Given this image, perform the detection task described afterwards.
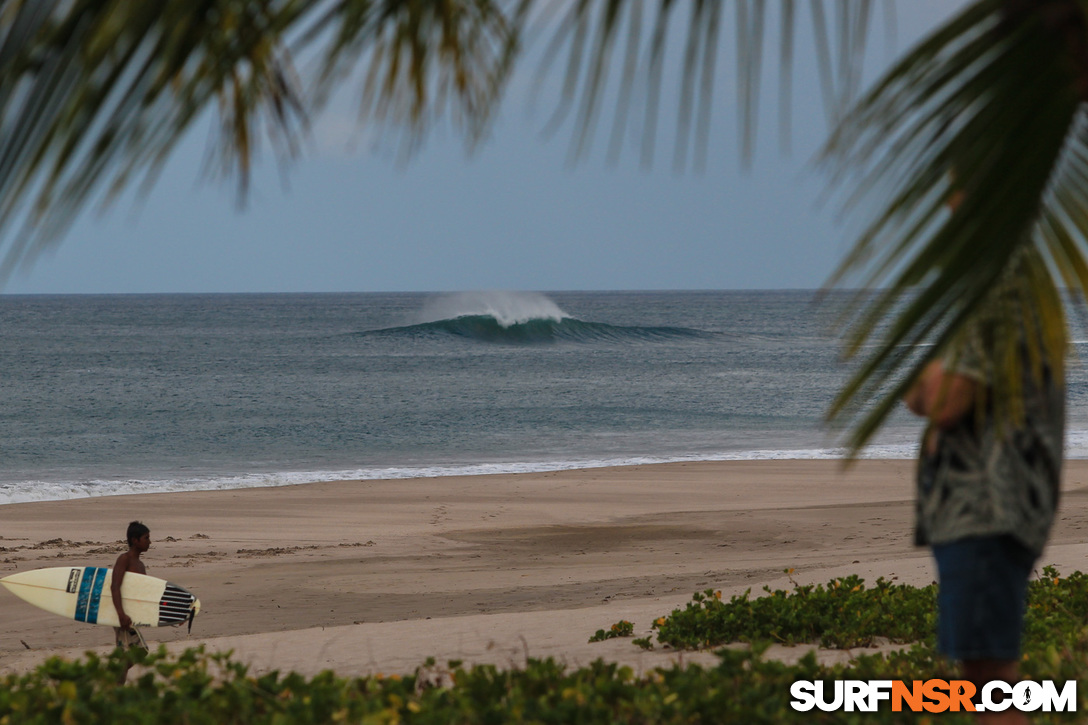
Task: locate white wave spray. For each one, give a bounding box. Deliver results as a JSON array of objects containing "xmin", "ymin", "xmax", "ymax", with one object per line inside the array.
[{"xmin": 417, "ymin": 291, "xmax": 570, "ymax": 328}]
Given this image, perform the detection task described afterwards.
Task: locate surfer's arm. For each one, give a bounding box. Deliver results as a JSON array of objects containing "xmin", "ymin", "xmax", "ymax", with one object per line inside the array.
[
  {"xmin": 904, "ymin": 360, "xmax": 979, "ymax": 456},
  {"xmin": 111, "ymin": 554, "xmax": 132, "ymax": 629},
  {"xmin": 904, "ymin": 360, "xmax": 977, "ymax": 429}
]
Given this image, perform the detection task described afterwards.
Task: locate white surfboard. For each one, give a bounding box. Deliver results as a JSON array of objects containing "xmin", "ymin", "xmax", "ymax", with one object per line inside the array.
[{"xmin": 1, "ymin": 566, "xmax": 200, "ymax": 629}]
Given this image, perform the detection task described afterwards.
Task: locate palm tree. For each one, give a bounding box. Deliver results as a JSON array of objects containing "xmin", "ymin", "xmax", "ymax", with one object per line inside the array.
[{"xmin": 0, "ymin": 0, "xmax": 1081, "ymax": 448}]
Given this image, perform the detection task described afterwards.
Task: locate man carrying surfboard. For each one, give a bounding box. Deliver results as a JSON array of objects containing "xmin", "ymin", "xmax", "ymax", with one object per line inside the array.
[
  {"xmin": 0, "ymin": 523, "xmax": 199, "ymax": 685},
  {"xmin": 112, "ymin": 521, "xmax": 151, "ymax": 663}
]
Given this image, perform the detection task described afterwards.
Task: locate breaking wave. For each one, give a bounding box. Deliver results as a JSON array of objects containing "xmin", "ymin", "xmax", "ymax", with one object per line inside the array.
[
  {"xmin": 373, "ymin": 316, "xmax": 710, "ymax": 344},
  {"xmin": 364, "ymin": 291, "xmax": 711, "ymax": 344}
]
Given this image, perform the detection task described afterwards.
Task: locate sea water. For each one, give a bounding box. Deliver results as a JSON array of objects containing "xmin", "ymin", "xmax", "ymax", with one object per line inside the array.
[{"xmin": 1, "ymin": 290, "xmax": 1085, "ymax": 503}]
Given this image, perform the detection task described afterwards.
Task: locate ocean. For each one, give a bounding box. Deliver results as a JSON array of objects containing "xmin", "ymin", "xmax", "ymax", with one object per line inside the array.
[{"xmin": 1, "ymin": 290, "xmax": 1085, "ymax": 504}]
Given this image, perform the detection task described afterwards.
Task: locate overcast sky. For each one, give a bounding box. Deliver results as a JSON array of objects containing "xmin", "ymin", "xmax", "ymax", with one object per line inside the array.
[{"xmin": 4, "ymin": 1, "xmax": 968, "ymax": 295}]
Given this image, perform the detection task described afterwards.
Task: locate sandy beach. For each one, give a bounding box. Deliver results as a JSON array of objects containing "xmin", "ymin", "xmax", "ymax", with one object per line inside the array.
[{"xmin": 4, "ymin": 459, "xmax": 1088, "ymax": 678}]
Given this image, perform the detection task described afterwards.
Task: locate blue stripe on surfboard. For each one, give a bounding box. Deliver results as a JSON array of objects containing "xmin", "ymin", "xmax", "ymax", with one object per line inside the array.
[
  {"xmin": 75, "ymin": 567, "xmax": 107, "ymax": 623},
  {"xmin": 85, "ymin": 567, "xmax": 107, "ymax": 624},
  {"xmin": 74, "ymin": 567, "xmax": 94, "ymax": 622}
]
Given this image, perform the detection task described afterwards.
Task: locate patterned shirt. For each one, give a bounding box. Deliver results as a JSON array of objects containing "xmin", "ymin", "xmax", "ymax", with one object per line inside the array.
[{"xmin": 915, "ymin": 336, "xmax": 1064, "ymax": 556}]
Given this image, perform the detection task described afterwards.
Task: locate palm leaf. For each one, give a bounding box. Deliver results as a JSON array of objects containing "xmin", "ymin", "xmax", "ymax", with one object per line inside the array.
[
  {"xmin": 0, "ymin": 0, "xmax": 892, "ymax": 287},
  {"xmin": 0, "ymin": 0, "xmax": 517, "ymax": 281},
  {"xmin": 823, "ymin": 0, "xmax": 1085, "ymax": 452},
  {"xmin": 526, "ymin": 0, "xmax": 880, "ymax": 169},
  {"xmin": 302, "ymin": 0, "xmax": 520, "ymax": 157},
  {"xmin": 0, "ymin": 1, "xmax": 312, "ymax": 277}
]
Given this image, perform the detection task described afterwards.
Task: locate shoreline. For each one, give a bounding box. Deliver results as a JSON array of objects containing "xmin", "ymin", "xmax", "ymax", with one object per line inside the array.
[
  {"xmin": 4, "ymin": 459, "xmax": 1088, "ymax": 677},
  {"xmin": 0, "ymin": 449, "xmax": 926, "ymax": 506}
]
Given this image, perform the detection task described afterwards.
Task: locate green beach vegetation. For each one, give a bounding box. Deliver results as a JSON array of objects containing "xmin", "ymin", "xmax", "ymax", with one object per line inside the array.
[{"xmin": 4, "ymin": 566, "xmax": 1087, "ymax": 724}]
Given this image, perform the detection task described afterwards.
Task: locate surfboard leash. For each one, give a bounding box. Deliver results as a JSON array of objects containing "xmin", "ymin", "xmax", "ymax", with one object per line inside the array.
[{"xmin": 133, "ymin": 626, "xmax": 149, "ymax": 652}]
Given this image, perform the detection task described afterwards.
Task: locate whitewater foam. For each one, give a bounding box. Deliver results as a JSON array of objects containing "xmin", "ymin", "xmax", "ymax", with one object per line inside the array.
[
  {"xmin": 11, "ymin": 434, "xmax": 1088, "ymax": 505},
  {"xmin": 0, "ymin": 445, "xmax": 927, "ymax": 505},
  {"xmin": 416, "ymin": 291, "xmax": 569, "ymax": 328}
]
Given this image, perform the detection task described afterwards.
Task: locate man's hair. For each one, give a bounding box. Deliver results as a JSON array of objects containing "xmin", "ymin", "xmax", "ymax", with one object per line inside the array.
[{"xmin": 126, "ymin": 521, "xmax": 149, "ymax": 546}]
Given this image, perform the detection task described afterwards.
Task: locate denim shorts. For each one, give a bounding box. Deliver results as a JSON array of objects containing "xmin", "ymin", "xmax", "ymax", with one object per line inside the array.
[{"xmin": 932, "ymin": 535, "xmax": 1037, "ymax": 661}]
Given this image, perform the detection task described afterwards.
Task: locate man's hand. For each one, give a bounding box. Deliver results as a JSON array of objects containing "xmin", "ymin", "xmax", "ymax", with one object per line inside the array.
[
  {"xmin": 904, "ymin": 360, "xmax": 978, "ymax": 429},
  {"xmin": 904, "ymin": 360, "xmax": 979, "ymax": 456}
]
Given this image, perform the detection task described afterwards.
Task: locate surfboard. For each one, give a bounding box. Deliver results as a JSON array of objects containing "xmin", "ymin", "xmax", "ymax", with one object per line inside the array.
[{"xmin": 0, "ymin": 566, "xmax": 200, "ymax": 629}]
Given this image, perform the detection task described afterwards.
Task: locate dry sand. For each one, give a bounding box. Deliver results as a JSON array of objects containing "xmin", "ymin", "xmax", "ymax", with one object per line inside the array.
[{"xmin": 4, "ymin": 459, "xmax": 1088, "ymax": 678}]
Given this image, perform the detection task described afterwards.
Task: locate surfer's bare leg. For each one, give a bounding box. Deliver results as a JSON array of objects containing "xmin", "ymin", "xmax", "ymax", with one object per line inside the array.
[
  {"xmin": 113, "ymin": 625, "xmax": 147, "ymax": 683},
  {"xmin": 113, "ymin": 626, "xmax": 132, "ymax": 684}
]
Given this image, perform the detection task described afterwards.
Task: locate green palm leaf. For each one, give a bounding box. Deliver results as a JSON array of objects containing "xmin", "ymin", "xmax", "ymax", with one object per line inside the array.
[
  {"xmin": 531, "ymin": 1, "xmax": 878, "ymax": 169},
  {"xmin": 0, "ymin": 0, "xmax": 879, "ymax": 277},
  {"xmin": 302, "ymin": 0, "xmax": 520, "ymax": 155},
  {"xmin": 0, "ymin": 1, "xmax": 310, "ymax": 275},
  {"xmin": 823, "ymin": 0, "xmax": 1085, "ymax": 451},
  {"xmin": 0, "ymin": 0, "xmax": 516, "ymax": 280}
]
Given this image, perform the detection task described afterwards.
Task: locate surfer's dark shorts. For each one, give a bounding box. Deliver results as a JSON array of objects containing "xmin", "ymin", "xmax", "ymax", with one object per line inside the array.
[{"xmin": 932, "ymin": 534, "xmax": 1036, "ymax": 661}]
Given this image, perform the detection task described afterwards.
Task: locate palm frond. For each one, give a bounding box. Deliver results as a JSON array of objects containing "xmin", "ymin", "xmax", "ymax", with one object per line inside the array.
[
  {"xmin": 0, "ymin": 0, "xmax": 518, "ymax": 280},
  {"xmin": 823, "ymin": 0, "xmax": 1086, "ymax": 452},
  {"xmin": 0, "ymin": 0, "xmax": 311, "ymax": 277},
  {"xmin": 0, "ymin": 1, "xmax": 891, "ymax": 281},
  {"xmin": 528, "ymin": 0, "xmax": 880, "ymax": 169},
  {"xmin": 302, "ymin": 0, "xmax": 519, "ymax": 157}
]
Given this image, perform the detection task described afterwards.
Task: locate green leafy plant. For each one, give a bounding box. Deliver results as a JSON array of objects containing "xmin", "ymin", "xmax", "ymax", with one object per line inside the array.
[
  {"xmin": 629, "ymin": 565, "xmax": 1088, "ymax": 658},
  {"xmin": 589, "ymin": 619, "xmax": 635, "ymax": 642},
  {"xmin": 648, "ymin": 573, "xmax": 936, "ymax": 650}
]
